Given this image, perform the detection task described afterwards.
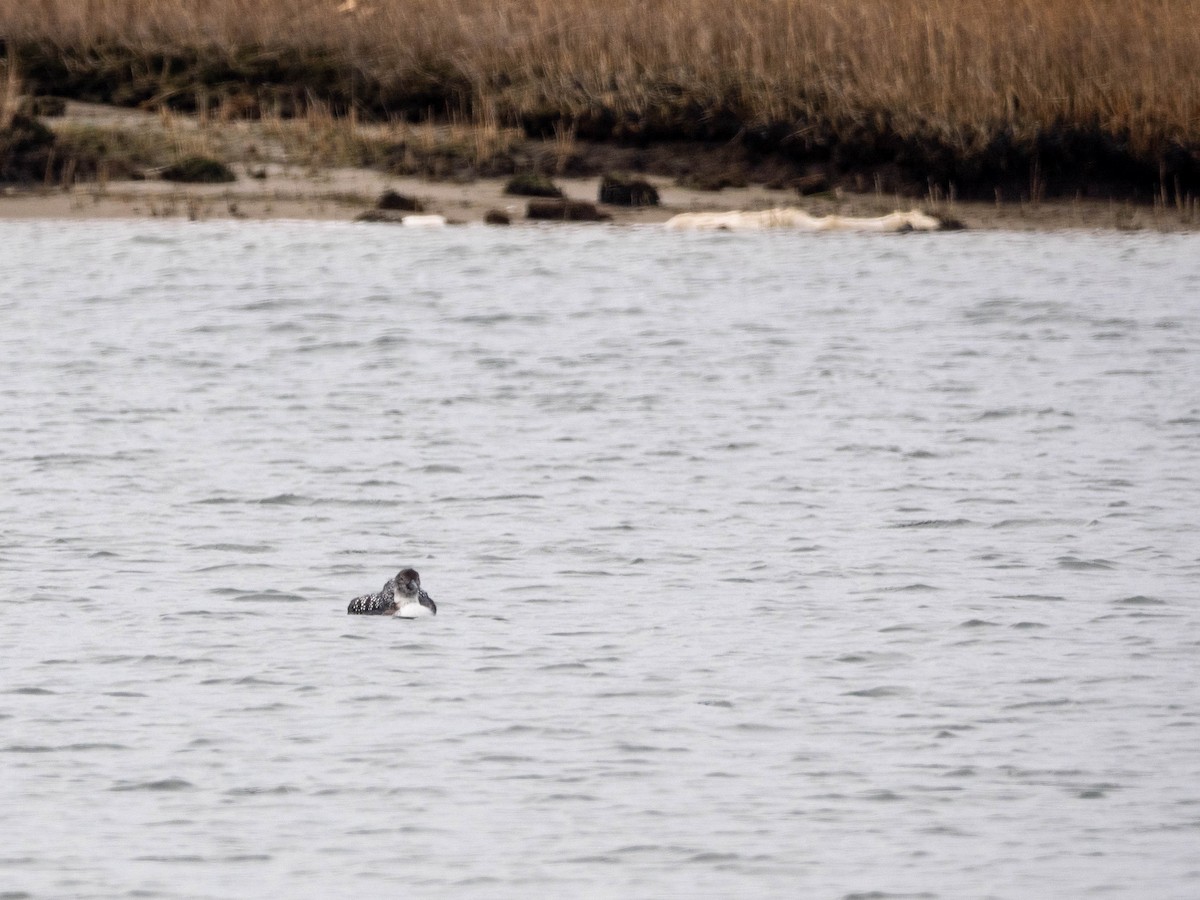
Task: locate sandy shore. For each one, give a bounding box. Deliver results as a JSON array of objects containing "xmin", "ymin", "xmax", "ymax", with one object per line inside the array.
[{"xmin": 2, "ymin": 102, "xmax": 1197, "ymax": 231}]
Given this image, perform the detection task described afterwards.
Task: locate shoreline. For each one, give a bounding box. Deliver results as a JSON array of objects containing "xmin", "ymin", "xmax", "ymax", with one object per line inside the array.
[
  {"xmin": 5, "ymin": 170, "xmax": 1197, "ymax": 234},
  {"xmin": 2, "ymin": 102, "xmax": 1197, "ymax": 232}
]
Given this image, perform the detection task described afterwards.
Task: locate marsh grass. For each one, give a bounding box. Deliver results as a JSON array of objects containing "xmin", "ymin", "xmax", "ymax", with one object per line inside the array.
[{"xmin": 3, "ymin": 0, "xmax": 1199, "ymax": 197}]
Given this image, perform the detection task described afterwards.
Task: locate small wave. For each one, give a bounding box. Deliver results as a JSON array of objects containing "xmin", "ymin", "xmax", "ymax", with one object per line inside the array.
[
  {"xmin": 110, "ymin": 777, "xmax": 194, "ymax": 792},
  {"xmin": 236, "ymin": 676, "xmax": 288, "ymax": 686},
  {"xmin": 195, "ymin": 562, "xmax": 277, "ymax": 573},
  {"xmin": 456, "ymin": 313, "xmax": 518, "ymax": 324},
  {"xmin": 862, "ymin": 790, "xmax": 905, "ymax": 802},
  {"xmin": 193, "ymin": 543, "xmax": 274, "ymax": 553},
  {"xmin": 5, "ymin": 742, "xmax": 127, "ymax": 753},
  {"xmin": 845, "ymin": 686, "xmax": 909, "ymax": 698},
  {"xmin": 615, "ymin": 742, "xmax": 688, "ymax": 753},
  {"xmin": 687, "ymin": 851, "xmax": 742, "ymax": 863},
  {"xmin": 975, "ymin": 408, "xmax": 1021, "ymax": 419},
  {"xmin": 225, "ymin": 785, "xmax": 297, "ymax": 796},
  {"xmin": 892, "ymin": 518, "xmax": 971, "ymax": 528},
  {"xmin": 296, "ymin": 341, "xmax": 364, "ymax": 354},
  {"xmin": 613, "ymin": 844, "xmax": 694, "ymax": 856},
  {"xmin": 433, "ymin": 493, "xmax": 543, "ymax": 503},
  {"xmin": 1005, "ymin": 698, "xmax": 1075, "ymax": 709},
  {"xmin": 255, "ymin": 493, "xmax": 313, "ymax": 505},
  {"xmin": 836, "ymin": 443, "xmax": 904, "ymax": 454},
  {"xmin": 224, "ymin": 590, "xmax": 306, "ymax": 603},
  {"xmin": 1057, "ymin": 556, "xmax": 1115, "ymax": 570},
  {"xmin": 563, "ymin": 854, "xmax": 620, "ymax": 864},
  {"xmin": 835, "ymin": 651, "xmax": 912, "ymax": 664},
  {"xmin": 133, "ymin": 855, "xmax": 205, "ymax": 863},
  {"xmin": 992, "ymin": 517, "xmax": 1082, "ymax": 528}
]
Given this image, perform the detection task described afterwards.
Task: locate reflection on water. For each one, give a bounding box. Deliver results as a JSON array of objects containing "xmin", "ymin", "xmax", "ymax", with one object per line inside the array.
[{"xmin": 2, "ymin": 221, "xmax": 1199, "ymax": 898}]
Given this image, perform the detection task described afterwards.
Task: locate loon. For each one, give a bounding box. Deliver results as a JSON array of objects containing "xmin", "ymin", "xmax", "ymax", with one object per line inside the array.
[{"xmin": 347, "ymin": 568, "xmax": 437, "ymax": 617}]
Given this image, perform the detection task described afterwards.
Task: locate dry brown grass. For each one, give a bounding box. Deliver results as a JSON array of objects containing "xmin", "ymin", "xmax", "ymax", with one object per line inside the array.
[
  {"xmin": 3, "ymin": 0, "xmax": 1196, "ymax": 139},
  {"xmin": 3, "ymin": 0, "xmax": 1199, "ymax": 195}
]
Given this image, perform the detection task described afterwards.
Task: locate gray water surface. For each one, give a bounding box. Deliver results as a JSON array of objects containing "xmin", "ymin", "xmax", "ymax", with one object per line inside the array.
[{"xmin": 2, "ymin": 221, "xmax": 1199, "ymax": 898}]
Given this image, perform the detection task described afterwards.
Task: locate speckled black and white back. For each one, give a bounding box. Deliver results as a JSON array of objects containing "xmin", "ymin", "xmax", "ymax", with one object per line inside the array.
[
  {"xmin": 347, "ymin": 580, "xmax": 398, "ymax": 615},
  {"xmin": 347, "ymin": 568, "xmax": 437, "ymax": 616}
]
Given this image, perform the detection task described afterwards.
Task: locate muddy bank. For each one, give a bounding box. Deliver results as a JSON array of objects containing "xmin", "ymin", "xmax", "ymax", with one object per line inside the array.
[
  {"xmin": 0, "ymin": 102, "xmax": 1196, "ymax": 232},
  {"xmin": 7, "ymin": 39, "xmax": 1200, "ymax": 206}
]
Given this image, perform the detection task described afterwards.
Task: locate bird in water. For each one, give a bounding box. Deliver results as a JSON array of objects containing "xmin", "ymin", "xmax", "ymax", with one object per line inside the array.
[{"xmin": 347, "ymin": 568, "xmax": 437, "ymax": 617}]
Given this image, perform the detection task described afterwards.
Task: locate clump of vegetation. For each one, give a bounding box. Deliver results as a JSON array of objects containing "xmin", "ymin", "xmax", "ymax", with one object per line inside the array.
[
  {"xmin": 504, "ymin": 173, "xmax": 562, "ymax": 198},
  {"xmin": 160, "ymin": 154, "xmax": 235, "ymax": 182},
  {"xmin": 599, "ymin": 173, "xmax": 659, "ymax": 206},
  {"xmin": 376, "ymin": 189, "xmax": 422, "ymax": 211},
  {"xmin": 526, "ymin": 198, "xmax": 610, "ymax": 221},
  {"xmin": 0, "ymin": 112, "xmax": 55, "ymax": 182}
]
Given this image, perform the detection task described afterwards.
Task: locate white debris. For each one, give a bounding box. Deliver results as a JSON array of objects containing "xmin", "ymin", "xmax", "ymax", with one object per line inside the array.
[
  {"xmin": 664, "ymin": 208, "xmax": 946, "ymax": 233},
  {"xmin": 400, "ymin": 214, "xmax": 448, "ymax": 228}
]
